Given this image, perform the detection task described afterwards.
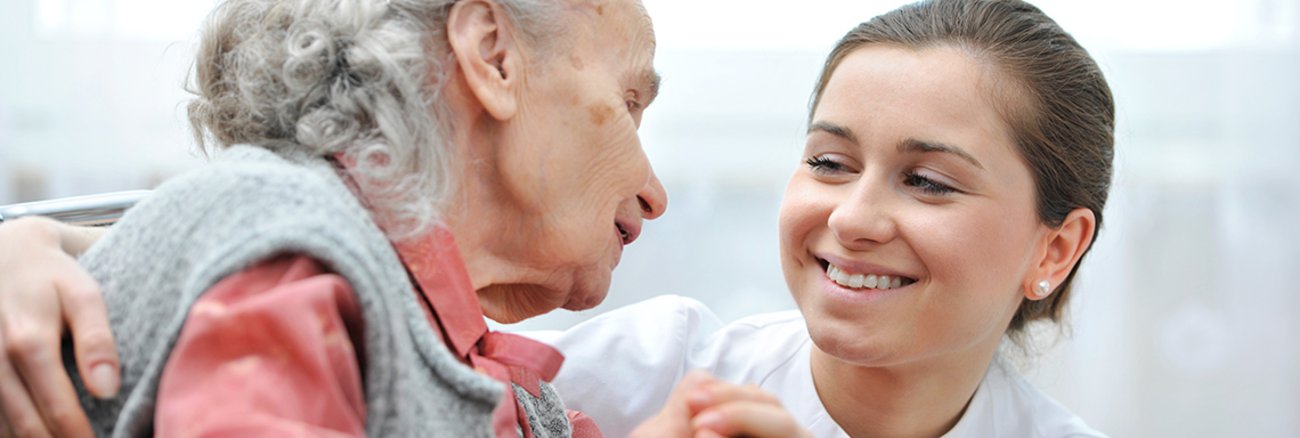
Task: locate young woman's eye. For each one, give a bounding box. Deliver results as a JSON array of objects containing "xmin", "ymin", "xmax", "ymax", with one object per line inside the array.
[
  {"xmin": 805, "ymin": 155, "xmax": 850, "ymax": 174},
  {"xmin": 903, "ymin": 171, "xmax": 957, "ymax": 195}
]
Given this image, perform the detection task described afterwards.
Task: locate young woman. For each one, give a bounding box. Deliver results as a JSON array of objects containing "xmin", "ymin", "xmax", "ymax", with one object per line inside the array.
[
  {"xmin": 537, "ymin": 0, "xmax": 1113, "ymax": 436},
  {"xmin": 0, "ymin": 0, "xmax": 1112, "ymax": 436}
]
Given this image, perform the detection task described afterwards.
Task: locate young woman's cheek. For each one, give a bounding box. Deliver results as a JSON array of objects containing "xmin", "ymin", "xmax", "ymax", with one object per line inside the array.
[{"xmin": 779, "ymin": 175, "xmax": 831, "ymax": 253}]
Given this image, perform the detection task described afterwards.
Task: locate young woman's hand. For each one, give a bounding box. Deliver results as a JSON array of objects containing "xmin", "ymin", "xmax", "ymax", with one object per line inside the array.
[{"xmin": 0, "ymin": 217, "xmax": 115, "ymax": 438}]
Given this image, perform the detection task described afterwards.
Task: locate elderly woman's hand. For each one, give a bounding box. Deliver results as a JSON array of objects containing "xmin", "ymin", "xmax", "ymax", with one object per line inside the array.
[
  {"xmin": 631, "ymin": 371, "xmax": 811, "ymax": 438},
  {"xmin": 684, "ymin": 380, "xmax": 813, "ymax": 438},
  {"xmin": 0, "ymin": 217, "xmax": 116, "ymax": 438}
]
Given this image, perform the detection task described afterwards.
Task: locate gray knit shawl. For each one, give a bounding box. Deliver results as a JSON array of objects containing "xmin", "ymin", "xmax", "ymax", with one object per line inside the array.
[{"xmin": 64, "ymin": 145, "xmax": 572, "ymax": 437}]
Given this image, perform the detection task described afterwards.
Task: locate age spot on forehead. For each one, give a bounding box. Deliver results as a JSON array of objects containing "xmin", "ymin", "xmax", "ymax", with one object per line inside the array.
[{"xmin": 588, "ymin": 102, "xmax": 613, "ymax": 125}]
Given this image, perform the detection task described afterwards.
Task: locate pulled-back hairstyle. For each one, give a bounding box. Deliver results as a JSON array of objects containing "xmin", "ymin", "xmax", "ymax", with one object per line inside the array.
[
  {"xmin": 187, "ymin": 0, "xmax": 564, "ymax": 239},
  {"xmin": 810, "ymin": 0, "xmax": 1115, "ymax": 338}
]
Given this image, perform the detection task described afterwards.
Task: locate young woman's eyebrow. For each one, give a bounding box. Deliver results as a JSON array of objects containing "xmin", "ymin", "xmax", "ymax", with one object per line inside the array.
[
  {"xmin": 898, "ymin": 138, "xmax": 985, "ymax": 170},
  {"xmin": 808, "ymin": 122, "xmax": 984, "ymax": 170},
  {"xmin": 808, "ymin": 121, "xmax": 859, "ymax": 144}
]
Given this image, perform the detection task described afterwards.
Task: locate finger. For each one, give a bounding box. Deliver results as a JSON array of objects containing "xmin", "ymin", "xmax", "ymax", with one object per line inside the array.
[
  {"xmin": 692, "ymin": 429, "xmax": 725, "ymax": 438},
  {"xmin": 687, "ymin": 382, "xmax": 780, "ymax": 415},
  {"xmin": 0, "ymin": 337, "xmax": 54, "ymax": 438},
  {"xmin": 664, "ymin": 371, "xmax": 718, "ymax": 416},
  {"xmin": 5, "ymin": 322, "xmax": 94, "ymax": 438},
  {"xmin": 676, "ymin": 371, "xmax": 718, "ymax": 395},
  {"xmin": 692, "ymin": 402, "xmax": 809, "ymax": 438},
  {"xmin": 629, "ymin": 371, "xmax": 720, "ymax": 438},
  {"xmin": 56, "ymin": 272, "xmax": 120, "ymax": 399}
]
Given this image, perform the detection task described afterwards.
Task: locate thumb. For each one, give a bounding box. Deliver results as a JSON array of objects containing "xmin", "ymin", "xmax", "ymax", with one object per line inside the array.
[
  {"xmin": 630, "ymin": 371, "xmax": 718, "ymax": 438},
  {"xmin": 666, "ymin": 371, "xmax": 716, "ymax": 415}
]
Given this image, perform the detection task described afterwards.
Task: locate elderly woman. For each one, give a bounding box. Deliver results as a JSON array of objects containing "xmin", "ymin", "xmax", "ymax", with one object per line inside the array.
[{"xmin": 0, "ymin": 0, "xmax": 807, "ymax": 436}]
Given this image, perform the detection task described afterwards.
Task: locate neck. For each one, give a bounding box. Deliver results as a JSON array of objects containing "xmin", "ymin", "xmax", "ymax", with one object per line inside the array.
[
  {"xmin": 810, "ymin": 341, "xmax": 1000, "ymax": 438},
  {"xmin": 443, "ymin": 169, "xmax": 566, "ymax": 324},
  {"xmin": 440, "ymin": 98, "xmax": 515, "ymax": 294},
  {"xmin": 438, "ymin": 78, "xmax": 559, "ymax": 323}
]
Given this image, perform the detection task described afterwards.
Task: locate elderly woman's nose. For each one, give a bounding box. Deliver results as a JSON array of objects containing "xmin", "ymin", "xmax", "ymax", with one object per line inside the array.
[{"xmin": 637, "ymin": 171, "xmax": 667, "ymax": 220}]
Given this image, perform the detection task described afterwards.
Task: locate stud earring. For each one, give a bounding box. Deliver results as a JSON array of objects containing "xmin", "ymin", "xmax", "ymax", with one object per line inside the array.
[{"xmin": 1034, "ymin": 280, "xmax": 1052, "ymax": 299}]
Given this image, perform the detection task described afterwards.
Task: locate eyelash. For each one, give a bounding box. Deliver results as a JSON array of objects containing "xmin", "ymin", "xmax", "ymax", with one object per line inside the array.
[
  {"xmin": 805, "ymin": 155, "xmax": 958, "ymax": 196},
  {"xmin": 903, "ymin": 171, "xmax": 957, "ymax": 195},
  {"xmin": 625, "ymin": 89, "xmax": 645, "ymax": 113},
  {"xmin": 804, "ymin": 155, "xmax": 847, "ymax": 173}
]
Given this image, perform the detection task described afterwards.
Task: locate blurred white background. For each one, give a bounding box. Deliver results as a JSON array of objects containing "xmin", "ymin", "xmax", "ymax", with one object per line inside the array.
[{"xmin": 2, "ymin": 0, "xmax": 1298, "ymax": 436}]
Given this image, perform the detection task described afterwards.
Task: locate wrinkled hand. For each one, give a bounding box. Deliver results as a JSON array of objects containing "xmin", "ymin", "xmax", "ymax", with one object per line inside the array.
[
  {"xmin": 0, "ymin": 217, "xmax": 117, "ymax": 438},
  {"xmin": 631, "ymin": 371, "xmax": 811, "ymax": 438}
]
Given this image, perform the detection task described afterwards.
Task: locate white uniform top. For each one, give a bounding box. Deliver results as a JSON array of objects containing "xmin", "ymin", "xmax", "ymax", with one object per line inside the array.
[{"xmin": 523, "ymin": 295, "xmax": 1105, "ymax": 438}]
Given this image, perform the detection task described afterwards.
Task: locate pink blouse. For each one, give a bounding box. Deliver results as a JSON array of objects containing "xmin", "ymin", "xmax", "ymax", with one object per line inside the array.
[{"xmin": 154, "ymin": 228, "xmax": 600, "ymax": 437}]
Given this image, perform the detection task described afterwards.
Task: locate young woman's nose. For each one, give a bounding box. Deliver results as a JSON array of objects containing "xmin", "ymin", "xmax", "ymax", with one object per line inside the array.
[
  {"xmin": 637, "ymin": 170, "xmax": 668, "ymax": 220},
  {"xmin": 826, "ymin": 182, "xmax": 898, "ymax": 249}
]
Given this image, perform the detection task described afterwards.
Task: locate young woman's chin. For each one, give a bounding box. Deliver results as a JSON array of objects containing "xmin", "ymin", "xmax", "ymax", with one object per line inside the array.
[
  {"xmin": 806, "ymin": 323, "xmax": 913, "ymax": 368},
  {"xmin": 797, "ymin": 300, "xmax": 908, "ymax": 368}
]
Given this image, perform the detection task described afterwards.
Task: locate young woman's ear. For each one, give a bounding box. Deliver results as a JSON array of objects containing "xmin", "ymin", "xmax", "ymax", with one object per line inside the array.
[
  {"xmin": 447, "ymin": 0, "xmax": 521, "ymax": 120},
  {"xmin": 1024, "ymin": 208, "xmax": 1096, "ymax": 300}
]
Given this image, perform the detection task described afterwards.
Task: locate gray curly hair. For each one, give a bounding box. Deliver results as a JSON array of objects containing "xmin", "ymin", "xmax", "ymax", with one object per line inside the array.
[{"xmin": 187, "ymin": 0, "xmax": 566, "ymax": 239}]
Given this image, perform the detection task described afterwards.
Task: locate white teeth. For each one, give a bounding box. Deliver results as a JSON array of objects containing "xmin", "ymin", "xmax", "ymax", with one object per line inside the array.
[
  {"xmin": 848, "ymin": 274, "xmax": 865, "ymax": 288},
  {"xmin": 835, "ymin": 267, "xmax": 847, "ymax": 284},
  {"xmin": 825, "ymin": 263, "xmax": 909, "ymax": 291}
]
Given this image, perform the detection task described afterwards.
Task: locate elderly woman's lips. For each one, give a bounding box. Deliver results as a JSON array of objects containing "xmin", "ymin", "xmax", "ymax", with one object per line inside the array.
[
  {"xmin": 616, "ymin": 223, "xmax": 629, "ymax": 243},
  {"xmin": 614, "ymin": 219, "xmax": 642, "ymax": 245}
]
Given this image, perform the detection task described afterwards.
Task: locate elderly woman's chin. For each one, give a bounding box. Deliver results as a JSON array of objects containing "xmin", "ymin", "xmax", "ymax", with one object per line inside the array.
[
  {"xmin": 477, "ymin": 267, "xmax": 613, "ymax": 324},
  {"xmin": 561, "ymin": 266, "xmax": 615, "ymax": 312}
]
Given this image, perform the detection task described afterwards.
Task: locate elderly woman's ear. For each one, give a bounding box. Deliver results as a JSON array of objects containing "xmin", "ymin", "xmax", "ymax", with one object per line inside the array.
[{"xmin": 448, "ymin": 0, "xmax": 523, "ymax": 120}]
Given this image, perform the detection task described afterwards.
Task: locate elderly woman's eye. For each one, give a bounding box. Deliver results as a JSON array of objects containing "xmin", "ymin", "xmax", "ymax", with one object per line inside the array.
[{"xmin": 625, "ymin": 99, "xmax": 642, "ymax": 112}]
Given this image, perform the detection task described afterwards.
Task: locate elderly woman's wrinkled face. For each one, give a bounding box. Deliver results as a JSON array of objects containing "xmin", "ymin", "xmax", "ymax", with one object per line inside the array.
[
  {"xmin": 477, "ymin": 0, "xmax": 666, "ymax": 322},
  {"xmin": 779, "ymin": 45, "xmax": 1051, "ymax": 367}
]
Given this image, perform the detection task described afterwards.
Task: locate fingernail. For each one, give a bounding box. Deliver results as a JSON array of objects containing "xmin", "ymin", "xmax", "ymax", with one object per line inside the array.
[
  {"xmin": 688, "ymin": 389, "xmax": 711, "ymax": 406},
  {"xmin": 693, "ymin": 411, "xmax": 724, "ymax": 430},
  {"xmin": 90, "ymin": 363, "xmax": 120, "ymax": 398}
]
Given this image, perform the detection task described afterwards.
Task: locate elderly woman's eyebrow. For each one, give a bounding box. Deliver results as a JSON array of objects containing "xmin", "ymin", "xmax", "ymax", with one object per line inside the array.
[
  {"xmin": 641, "ymin": 68, "xmax": 662, "ymax": 105},
  {"xmin": 899, "ymin": 138, "xmax": 985, "ymax": 169}
]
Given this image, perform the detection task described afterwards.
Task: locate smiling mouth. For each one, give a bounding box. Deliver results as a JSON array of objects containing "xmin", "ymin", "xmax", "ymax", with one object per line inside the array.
[{"xmin": 816, "ymin": 258, "xmax": 918, "ymax": 291}]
